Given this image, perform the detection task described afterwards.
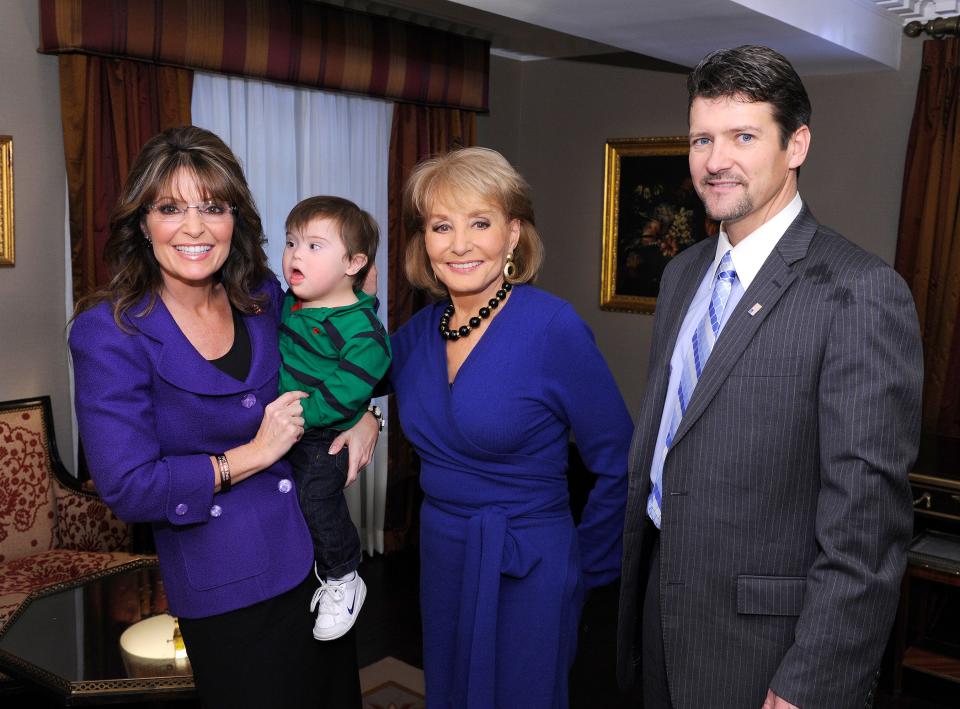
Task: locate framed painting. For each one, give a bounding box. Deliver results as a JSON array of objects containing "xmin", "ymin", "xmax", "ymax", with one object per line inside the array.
[
  {"xmin": 600, "ymin": 136, "xmax": 717, "ymax": 313},
  {"xmin": 0, "ymin": 136, "xmax": 13, "ymax": 267}
]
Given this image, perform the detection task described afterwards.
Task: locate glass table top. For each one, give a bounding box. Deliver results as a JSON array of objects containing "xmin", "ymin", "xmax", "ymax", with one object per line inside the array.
[{"xmin": 0, "ymin": 561, "xmax": 196, "ymax": 704}]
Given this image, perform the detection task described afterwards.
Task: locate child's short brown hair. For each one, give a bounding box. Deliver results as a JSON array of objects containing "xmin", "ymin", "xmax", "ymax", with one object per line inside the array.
[{"xmin": 285, "ymin": 196, "xmax": 379, "ymax": 287}]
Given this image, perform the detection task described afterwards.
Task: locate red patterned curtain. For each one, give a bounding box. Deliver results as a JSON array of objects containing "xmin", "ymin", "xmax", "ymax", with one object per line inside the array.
[
  {"xmin": 383, "ymin": 105, "xmax": 476, "ymax": 552},
  {"xmin": 39, "ymin": 0, "xmax": 489, "ymax": 111},
  {"xmin": 895, "ymin": 38, "xmax": 960, "ymax": 436}
]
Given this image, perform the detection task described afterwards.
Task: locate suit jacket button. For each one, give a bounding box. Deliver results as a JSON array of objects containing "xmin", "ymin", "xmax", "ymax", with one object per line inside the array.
[
  {"xmin": 241, "ymin": 393, "xmax": 257, "ymax": 408},
  {"xmin": 175, "ymin": 503, "xmax": 188, "ymax": 516},
  {"xmin": 210, "ymin": 505, "xmax": 223, "ymax": 517},
  {"xmin": 278, "ymin": 479, "xmax": 293, "ymax": 494}
]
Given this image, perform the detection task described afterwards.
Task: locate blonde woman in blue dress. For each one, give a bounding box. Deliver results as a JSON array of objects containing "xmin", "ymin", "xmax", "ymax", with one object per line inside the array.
[{"xmin": 384, "ymin": 147, "xmax": 632, "ymax": 708}]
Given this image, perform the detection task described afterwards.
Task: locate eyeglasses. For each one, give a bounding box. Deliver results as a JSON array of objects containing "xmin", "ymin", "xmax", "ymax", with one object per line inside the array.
[{"xmin": 145, "ymin": 200, "xmax": 236, "ymax": 223}]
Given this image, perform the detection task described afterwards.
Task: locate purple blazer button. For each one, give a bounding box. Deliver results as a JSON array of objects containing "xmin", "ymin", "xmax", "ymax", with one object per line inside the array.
[
  {"xmin": 241, "ymin": 393, "xmax": 257, "ymax": 408},
  {"xmin": 175, "ymin": 503, "xmax": 188, "ymax": 516},
  {"xmin": 278, "ymin": 479, "xmax": 293, "ymax": 494},
  {"xmin": 210, "ymin": 504, "xmax": 223, "ymax": 518}
]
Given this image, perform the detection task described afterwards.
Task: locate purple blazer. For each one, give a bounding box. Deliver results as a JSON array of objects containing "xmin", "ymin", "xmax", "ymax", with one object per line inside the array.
[{"xmin": 69, "ymin": 278, "xmax": 313, "ymax": 618}]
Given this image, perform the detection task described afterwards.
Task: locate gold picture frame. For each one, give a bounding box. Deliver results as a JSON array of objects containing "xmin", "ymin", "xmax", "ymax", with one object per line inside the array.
[
  {"xmin": 0, "ymin": 135, "xmax": 13, "ymax": 267},
  {"xmin": 600, "ymin": 136, "xmax": 717, "ymax": 313}
]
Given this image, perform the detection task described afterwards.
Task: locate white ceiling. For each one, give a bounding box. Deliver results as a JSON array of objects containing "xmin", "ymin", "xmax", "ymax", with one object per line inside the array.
[
  {"xmin": 329, "ymin": 0, "xmax": 959, "ymax": 73},
  {"xmin": 448, "ymin": 0, "xmax": 953, "ymax": 73}
]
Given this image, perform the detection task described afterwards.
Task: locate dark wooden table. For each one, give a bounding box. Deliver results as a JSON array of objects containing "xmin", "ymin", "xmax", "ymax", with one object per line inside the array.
[{"xmin": 891, "ymin": 433, "xmax": 960, "ymax": 697}]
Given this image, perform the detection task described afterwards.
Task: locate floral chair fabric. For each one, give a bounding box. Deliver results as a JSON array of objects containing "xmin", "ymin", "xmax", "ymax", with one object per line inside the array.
[
  {"xmin": 0, "ymin": 397, "xmax": 153, "ymax": 684},
  {"xmin": 0, "ymin": 403, "xmax": 57, "ymax": 562}
]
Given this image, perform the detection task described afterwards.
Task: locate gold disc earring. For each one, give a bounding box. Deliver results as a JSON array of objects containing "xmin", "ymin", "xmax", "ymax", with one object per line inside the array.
[{"xmin": 503, "ymin": 251, "xmax": 517, "ymax": 279}]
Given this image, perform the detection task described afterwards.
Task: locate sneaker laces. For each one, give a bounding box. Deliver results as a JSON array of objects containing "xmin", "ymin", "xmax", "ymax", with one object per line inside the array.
[{"xmin": 310, "ymin": 578, "xmax": 345, "ymax": 615}]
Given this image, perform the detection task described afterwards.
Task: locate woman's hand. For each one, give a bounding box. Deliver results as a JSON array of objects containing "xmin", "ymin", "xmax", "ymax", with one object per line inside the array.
[
  {"xmin": 328, "ymin": 412, "xmax": 379, "ymax": 487},
  {"xmin": 761, "ymin": 689, "xmax": 799, "ymax": 709},
  {"xmin": 213, "ymin": 392, "xmax": 306, "ymax": 491},
  {"xmin": 250, "ymin": 391, "xmax": 307, "ymax": 468}
]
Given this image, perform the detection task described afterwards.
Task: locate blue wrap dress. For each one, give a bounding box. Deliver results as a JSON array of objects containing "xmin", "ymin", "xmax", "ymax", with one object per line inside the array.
[{"xmin": 391, "ymin": 285, "xmax": 632, "ymax": 709}]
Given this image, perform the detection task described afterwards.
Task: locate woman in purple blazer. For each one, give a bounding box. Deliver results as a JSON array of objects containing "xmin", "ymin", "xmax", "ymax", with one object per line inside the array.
[{"xmin": 69, "ymin": 126, "xmax": 364, "ymax": 709}]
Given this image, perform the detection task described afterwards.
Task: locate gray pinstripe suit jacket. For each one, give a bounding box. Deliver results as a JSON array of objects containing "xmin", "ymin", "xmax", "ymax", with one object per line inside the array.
[{"xmin": 616, "ymin": 206, "xmax": 923, "ymax": 708}]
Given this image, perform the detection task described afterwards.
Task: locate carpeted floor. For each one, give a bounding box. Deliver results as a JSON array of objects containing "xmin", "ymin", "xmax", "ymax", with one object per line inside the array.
[{"xmin": 360, "ymin": 656, "xmax": 425, "ymax": 709}]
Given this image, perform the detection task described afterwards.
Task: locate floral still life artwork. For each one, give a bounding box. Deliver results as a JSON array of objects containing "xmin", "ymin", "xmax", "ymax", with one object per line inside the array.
[{"xmin": 601, "ymin": 137, "xmax": 718, "ymax": 313}]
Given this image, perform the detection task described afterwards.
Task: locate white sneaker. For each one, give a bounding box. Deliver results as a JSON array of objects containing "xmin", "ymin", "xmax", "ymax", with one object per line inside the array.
[{"xmin": 309, "ymin": 568, "xmax": 366, "ymax": 641}]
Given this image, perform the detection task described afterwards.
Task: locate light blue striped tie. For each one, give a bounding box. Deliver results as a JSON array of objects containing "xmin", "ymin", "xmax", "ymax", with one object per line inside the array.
[{"xmin": 647, "ymin": 250, "xmax": 738, "ymax": 529}]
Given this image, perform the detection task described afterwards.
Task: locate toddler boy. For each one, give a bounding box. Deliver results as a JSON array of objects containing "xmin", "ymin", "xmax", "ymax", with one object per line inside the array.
[{"xmin": 278, "ymin": 196, "xmax": 391, "ymax": 641}]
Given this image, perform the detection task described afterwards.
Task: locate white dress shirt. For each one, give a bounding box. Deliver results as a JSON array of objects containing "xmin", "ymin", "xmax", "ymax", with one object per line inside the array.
[{"xmin": 647, "ymin": 193, "xmax": 804, "ymax": 525}]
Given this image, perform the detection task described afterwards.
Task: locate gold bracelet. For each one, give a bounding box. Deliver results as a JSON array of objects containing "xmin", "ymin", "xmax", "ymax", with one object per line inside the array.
[{"xmin": 215, "ymin": 453, "xmax": 232, "ymax": 493}]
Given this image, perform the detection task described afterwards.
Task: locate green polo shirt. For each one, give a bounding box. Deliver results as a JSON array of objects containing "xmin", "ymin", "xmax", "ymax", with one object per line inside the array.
[{"xmin": 278, "ymin": 291, "xmax": 391, "ymax": 430}]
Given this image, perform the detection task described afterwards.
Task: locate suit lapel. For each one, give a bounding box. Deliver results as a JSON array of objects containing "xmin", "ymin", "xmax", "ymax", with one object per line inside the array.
[
  {"xmin": 659, "ymin": 242, "xmax": 717, "ymax": 375},
  {"xmin": 241, "ymin": 303, "xmax": 282, "ymax": 389},
  {"xmin": 668, "ymin": 207, "xmax": 819, "ymax": 450},
  {"xmin": 629, "ymin": 240, "xmax": 716, "ymax": 481},
  {"xmin": 126, "ymin": 290, "xmax": 280, "ymax": 395}
]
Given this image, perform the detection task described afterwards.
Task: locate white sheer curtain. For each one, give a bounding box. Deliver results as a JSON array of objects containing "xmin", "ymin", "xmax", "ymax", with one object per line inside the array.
[{"xmin": 192, "ymin": 72, "xmax": 393, "ymax": 555}]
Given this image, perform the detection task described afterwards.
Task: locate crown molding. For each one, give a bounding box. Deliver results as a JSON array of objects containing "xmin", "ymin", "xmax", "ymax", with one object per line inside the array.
[{"xmin": 871, "ymin": 1, "xmax": 960, "ymax": 22}]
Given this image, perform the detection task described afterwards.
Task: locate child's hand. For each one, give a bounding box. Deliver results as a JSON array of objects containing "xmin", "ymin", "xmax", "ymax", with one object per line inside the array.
[
  {"xmin": 328, "ymin": 412, "xmax": 379, "ymax": 487},
  {"xmin": 361, "ymin": 264, "xmax": 378, "ymax": 296}
]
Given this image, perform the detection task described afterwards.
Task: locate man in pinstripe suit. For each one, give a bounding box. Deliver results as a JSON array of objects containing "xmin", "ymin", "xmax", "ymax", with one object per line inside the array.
[{"xmin": 616, "ymin": 46, "xmax": 923, "ymax": 708}]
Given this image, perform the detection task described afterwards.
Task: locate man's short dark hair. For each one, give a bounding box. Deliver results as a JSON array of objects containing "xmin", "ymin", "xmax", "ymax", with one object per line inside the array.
[
  {"xmin": 285, "ymin": 195, "xmax": 379, "ymax": 288},
  {"xmin": 687, "ymin": 45, "xmax": 812, "ymax": 148}
]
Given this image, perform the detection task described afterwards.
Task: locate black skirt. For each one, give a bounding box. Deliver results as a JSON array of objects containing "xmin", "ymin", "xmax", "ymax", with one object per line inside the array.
[{"xmin": 178, "ymin": 570, "xmax": 361, "ymax": 709}]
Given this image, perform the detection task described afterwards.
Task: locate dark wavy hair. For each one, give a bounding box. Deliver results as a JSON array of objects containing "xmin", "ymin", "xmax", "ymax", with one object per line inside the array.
[
  {"xmin": 687, "ymin": 45, "xmax": 811, "ymax": 148},
  {"xmin": 74, "ymin": 125, "xmax": 272, "ymax": 326}
]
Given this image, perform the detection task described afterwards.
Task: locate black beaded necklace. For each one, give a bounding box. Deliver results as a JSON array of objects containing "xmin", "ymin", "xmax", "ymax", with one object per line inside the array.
[{"xmin": 439, "ymin": 282, "xmax": 513, "ymax": 341}]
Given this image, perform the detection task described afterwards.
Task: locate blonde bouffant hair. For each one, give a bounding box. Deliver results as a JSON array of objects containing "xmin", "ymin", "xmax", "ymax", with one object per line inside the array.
[{"xmin": 403, "ymin": 147, "xmax": 544, "ymax": 298}]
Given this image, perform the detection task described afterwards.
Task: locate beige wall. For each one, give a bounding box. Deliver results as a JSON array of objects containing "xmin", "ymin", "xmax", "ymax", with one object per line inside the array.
[
  {"xmin": 0, "ymin": 0, "xmax": 73, "ymax": 467},
  {"xmin": 479, "ymin": 54, "xmax": 523, "ymax": 168},
  {"xmin": 479, "ymin": 43, "xmax": 924, "ymax": 415}
]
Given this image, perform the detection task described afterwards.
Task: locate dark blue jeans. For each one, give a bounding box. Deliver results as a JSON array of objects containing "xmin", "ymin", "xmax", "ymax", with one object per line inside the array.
[{"xmin": 286, "ymin": 428, "xmax": 362, "ymax": 579}]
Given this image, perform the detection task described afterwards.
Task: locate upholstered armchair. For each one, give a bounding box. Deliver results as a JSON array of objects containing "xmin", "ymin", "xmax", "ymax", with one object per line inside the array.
[{"xmin": 0, "ymin": 396, "xmax": 153, "ymax": 641}]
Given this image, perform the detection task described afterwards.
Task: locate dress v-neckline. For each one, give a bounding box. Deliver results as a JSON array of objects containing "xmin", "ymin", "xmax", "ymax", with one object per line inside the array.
[{"xmin": 444, "ymin": 287, "xmax": 519, "ymax": 388}]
